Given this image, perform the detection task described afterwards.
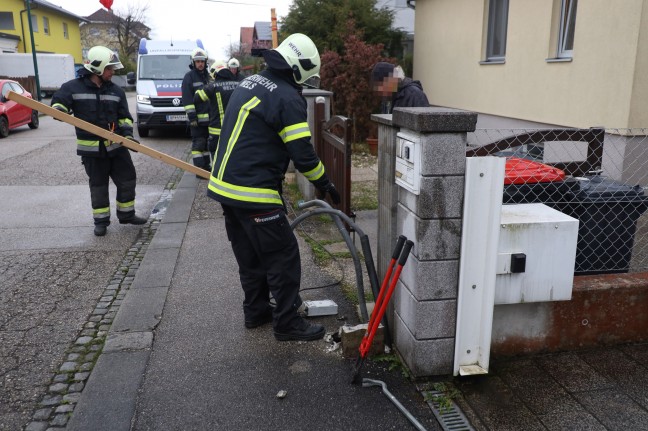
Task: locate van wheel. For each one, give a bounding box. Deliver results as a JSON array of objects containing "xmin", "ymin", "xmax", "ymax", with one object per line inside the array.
[
  {"xmin": 28, "ymin": 110, "xmax": 39, "ymax": 129},
  {"xmin": 137, "ymin": 126, "xmax": 149, "ymax": 138}
]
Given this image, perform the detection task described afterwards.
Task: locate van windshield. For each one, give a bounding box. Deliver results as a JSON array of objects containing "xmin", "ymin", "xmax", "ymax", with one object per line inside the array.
[{"xmin": 139, "ymin": 55, "xmax": 190, "ymax": 80}]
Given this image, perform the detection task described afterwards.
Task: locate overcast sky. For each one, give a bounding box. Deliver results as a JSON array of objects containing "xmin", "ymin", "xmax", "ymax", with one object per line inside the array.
[{"xmin": 47, "ymin": 0, "xmax": 294, "ymax": 59}]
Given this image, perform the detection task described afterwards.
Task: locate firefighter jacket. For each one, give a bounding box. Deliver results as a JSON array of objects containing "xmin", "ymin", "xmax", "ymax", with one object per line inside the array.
[
  {"xmin": 207, "ymin": 68, "xmax": 330, "ymax": 210},
  {"xmin": 181, "ymin": 66, "xmax": 210, "ymax": 126},
  {"xmin": 193, "ymin": 69, "xmax": 239, "ymax": 137},
  {"xmin": 51, "ymin": 69, "xmax": 133, "ymax": 158}
]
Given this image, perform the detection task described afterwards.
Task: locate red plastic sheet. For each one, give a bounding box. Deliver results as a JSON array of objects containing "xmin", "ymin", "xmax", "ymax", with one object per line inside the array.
[{"xmin": 504, "ymin": 157, "xmax": 565, "ymax": 185}]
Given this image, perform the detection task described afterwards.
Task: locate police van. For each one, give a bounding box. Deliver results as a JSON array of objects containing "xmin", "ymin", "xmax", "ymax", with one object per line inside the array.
[{"xmin": 127, "ymin": 38, "xmax": 204, "ymax": 137}]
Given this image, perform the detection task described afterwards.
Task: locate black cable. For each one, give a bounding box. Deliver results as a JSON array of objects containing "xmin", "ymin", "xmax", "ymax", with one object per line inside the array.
[{"xmin": 282, "ymin": 189, "xmax": 346, "ymax": 292}]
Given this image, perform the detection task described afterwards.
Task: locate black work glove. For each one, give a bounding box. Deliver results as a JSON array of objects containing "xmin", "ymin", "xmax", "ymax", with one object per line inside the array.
[
  {"xmin": 189, "ymin": 119, "xmax": 198, "ymax": 127},
  {"xmin": 316, "ymin": 182, "xmax": 341, "ymax": 205},
  {"xmin": 53, "ymin": 106, "xmax": 67, "ymax": 121},
  {"xmin": 124, "ymin": 136, "xmax": 140, "ymax": 152}
]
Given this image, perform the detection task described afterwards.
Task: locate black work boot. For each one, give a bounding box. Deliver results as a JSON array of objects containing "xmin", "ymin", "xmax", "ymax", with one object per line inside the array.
[
  {"xmin": 119, "ymin": 215, "xmax": 147, "ymax": 225},
  {"xmin": 273, "ymin": 318, "xmax": 325, "ymax": 342},
  {"xmin": 94, "ymin": 225, "xmax": 107, "ymax": 236}
]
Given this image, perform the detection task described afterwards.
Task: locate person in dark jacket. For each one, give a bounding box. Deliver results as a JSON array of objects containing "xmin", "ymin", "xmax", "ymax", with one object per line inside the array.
[
  {"xmin": 182, "ymin": 48, "xmax": 211, "ymax": 173},
  {"xmin": 51, "ymin": 46, "xmax": 147, "ymax": 237},
  {"xmin": 227, "ymin": 58, "xmax": 244, "ymax": 81},
  {"xmin": 371, "ymin": 61, "xmax": 429, "ymax": 114},
  {"xmin": 193, "ymin": 60, "xmax": 240, "ymax": 161},
  {"xmin": 208, "ymin": 33, "xmax": 340, "ymax": 342}
]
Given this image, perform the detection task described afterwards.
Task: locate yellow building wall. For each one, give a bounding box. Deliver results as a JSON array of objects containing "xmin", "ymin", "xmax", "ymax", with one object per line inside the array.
[
  {"xmin": 415, "ymin": 0, "xmax": 645, "ymax": 129},
  {"xmin": 2, "ymin": 1, "xmax": 83, "ymax": 63}
]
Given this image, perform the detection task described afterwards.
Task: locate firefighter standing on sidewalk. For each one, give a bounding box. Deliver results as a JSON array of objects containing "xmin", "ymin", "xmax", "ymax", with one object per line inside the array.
[
  {"xmin": 51, "ymin": 46, "xmax": 147, "ymax": 237},
  {"xmin": 194, "ymin": 60, "xmax": 240, "ymax": 161},
  {"xmin": 208, "ymin": 33, "xmax": 340, "ymax": 342},
  {"xmin": 182, "ymin": 48, "xmax": 211, "ymax": 173}
]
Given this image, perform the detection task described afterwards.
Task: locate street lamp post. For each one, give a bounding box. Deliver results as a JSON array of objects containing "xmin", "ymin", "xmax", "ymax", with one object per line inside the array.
[{"xmin": 25, "ymin": 0, "xmax": 42, "ymax": 100}]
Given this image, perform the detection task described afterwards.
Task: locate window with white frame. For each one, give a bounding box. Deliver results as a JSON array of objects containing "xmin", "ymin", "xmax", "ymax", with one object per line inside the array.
[
  {"xmin": 63, "ymin": 22, "xmax": 69, "ymax": 39},
  {"xmin": 43, "ymin": 16, "xmax": 50, "ymax": 35},
  {"xmin": 486, "ymin": 0, "xmax": 509, "ymax": 61},
  {"xmin": 558, "ymin": 0, "xmax": 578, "ymax": 58},
  {"xmin": 30, "ymin": 14, "xmax": 39, "ymax": 32}
]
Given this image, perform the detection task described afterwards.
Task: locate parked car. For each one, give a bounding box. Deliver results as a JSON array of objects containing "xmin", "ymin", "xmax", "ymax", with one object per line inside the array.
[{"xmin": 0, "ymin": 79, "xmax": 39, "ymax": 138}]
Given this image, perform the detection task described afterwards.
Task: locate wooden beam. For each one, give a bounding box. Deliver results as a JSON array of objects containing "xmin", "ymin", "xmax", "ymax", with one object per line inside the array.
[{"xmin": 6, "ymin": 91, "xmax": 210, "ymax": 179}]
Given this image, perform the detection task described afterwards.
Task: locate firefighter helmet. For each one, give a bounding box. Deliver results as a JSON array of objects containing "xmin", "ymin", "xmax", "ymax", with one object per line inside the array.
[
  {"xmin": 227, "ymin": 58, "xmax": 240, "ymax": 69},
  {"xmin": 191, "ymin": 48, "xmax": 208, "ymax": 63},
  {"xmin": 83, "ymin": 46, "xmax": 123, "ymax": 75},
  {"xmin": 209, "ymin": 59, "xmax": 227, "ymax": 79},
  {"xmin": 274, "ymin": 33, "xmax": 320, "ymax": 87}
]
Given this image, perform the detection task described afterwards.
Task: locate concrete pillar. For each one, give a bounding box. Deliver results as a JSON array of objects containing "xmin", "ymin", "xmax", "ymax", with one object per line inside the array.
[{"xmin": 373, "ymin": 107, "xmax": 477, "ymax": 377}]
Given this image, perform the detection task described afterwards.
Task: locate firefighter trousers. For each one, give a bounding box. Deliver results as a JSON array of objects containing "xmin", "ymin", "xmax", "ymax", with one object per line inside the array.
[
  {"xmin": 82, "ymin": 149, "xmax": 137, "ymax": 226},
  {"xmin": 221, "ymin": 204, "xmax": 302, "ymax": 330},
  {"xmin": 190, "ymin": 126, "xmax": 211, "ymax": 170}
]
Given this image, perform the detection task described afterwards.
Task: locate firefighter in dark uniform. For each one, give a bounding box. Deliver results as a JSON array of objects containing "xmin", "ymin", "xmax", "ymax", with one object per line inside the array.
[
  {"xmin": 208, "ymin": 33, "xmax": 340, "ymax": 342},
  {"xmin": 194, "ymin": 60, "xmax": 240, "ymax": 161},
  {"xmin": 51, "ymin": 46, "xmax": 147, "ymax": 237},
  {"xmin": 227, "ymin": 58, "xmax": 244, "ymax": 81},
  {"xmin": 182, "ymin": 48, "xmax": 211, "ymax": 173}
]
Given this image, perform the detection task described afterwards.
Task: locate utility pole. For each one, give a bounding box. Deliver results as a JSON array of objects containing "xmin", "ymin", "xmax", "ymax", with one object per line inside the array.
[
  {"xmin": 271, "ymin": 8, "xmax": 278, "ymax": 48},
  {"xmin": 25, "ymin": 0, "xmax": 42, "ymax": 100}
]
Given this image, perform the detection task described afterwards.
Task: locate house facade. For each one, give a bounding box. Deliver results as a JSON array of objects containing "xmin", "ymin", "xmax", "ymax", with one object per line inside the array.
[
  {"xmin": 81, "ymin": 8, "xmax": 150, "ymax": 67},
  {"xmin": 415, "ymin": 0, "xmax": 648, "ymax": 129},
  {"xmin": 0, "ymin": 0, "xmax": 85, "ymax": 63}
]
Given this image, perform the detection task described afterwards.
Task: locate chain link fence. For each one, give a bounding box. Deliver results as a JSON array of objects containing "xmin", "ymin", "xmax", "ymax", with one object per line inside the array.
[{"xmin": 467, "ymin": 128, "xmax": 648, "ymax": 275}]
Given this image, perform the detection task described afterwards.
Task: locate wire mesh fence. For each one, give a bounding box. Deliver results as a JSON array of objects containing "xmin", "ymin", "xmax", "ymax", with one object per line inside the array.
[{"xmin": 467, "ymin": 127, "xmax": 648, "ymax": 275}]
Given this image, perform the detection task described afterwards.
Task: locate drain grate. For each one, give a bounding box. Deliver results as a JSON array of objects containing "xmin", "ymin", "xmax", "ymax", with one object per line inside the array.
[{"xmin": 425, "ymin": 391, "xmax": 475, "ymax": 431}]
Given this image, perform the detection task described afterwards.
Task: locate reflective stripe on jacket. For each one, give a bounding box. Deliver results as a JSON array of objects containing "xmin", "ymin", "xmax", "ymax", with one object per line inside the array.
[
  {"xmin": 51, "ymin": 70, "xmax": 133, "ymax": 158},
  {"xmin": 181, "ymin": 67, "xmax": 210, "ymax": 125},
  {"xmin": 207, "ymin": 68, "xmax": 328, "ymax": 210},
  {"xmin": 194, "ymin": 69, "xmax": 239, "ymax": 137}
]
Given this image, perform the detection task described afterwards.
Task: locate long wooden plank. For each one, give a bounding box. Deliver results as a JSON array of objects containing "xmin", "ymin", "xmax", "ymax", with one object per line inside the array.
[{"xmin": 6, "ymin": 91, "xmax": 210, "ymax": 179}]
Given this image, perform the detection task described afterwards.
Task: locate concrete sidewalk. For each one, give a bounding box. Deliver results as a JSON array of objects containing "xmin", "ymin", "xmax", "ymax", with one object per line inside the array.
[
  {"xmin": 63, "ymin": 165, "xmax": 648, "ymax": 431},
  {"xmin": 65, "ymin": 171, "xmax": 440, "ymax": 431}
]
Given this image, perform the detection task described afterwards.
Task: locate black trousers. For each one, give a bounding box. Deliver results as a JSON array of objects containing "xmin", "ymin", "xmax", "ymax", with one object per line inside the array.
[
  {"xmin": 222, "ymin": 204, "xmax": 301, "ymax": 330},
  {"xmin": 190, "ymin": 126, "xmax": 210, "ymax": 169},
  {"xmin": 82, "ymin": 149, "xmax": 136, "ymax": 226}
]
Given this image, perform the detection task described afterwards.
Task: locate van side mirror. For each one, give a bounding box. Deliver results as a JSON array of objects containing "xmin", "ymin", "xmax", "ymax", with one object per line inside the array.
[{"xmin": 126, "ymin": 71, "xmax": 136, "ymax": 85}]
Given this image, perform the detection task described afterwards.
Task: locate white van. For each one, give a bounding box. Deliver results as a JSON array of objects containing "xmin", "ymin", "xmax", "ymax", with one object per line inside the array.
[{"xmin": 127, "ymin": 38, "xmax": 204, "ymax": 137}]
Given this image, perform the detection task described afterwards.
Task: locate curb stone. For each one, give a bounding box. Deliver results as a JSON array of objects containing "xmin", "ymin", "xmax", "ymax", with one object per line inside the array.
[{"xmin": 23, "ymin": 162, "xmax": 186, "ymax": 431}]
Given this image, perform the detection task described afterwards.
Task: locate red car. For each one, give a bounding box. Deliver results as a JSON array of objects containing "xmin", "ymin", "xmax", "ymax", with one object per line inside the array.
[{"xmin": 0, "ymin": 79, "xmax": 39, "ymax": 138}]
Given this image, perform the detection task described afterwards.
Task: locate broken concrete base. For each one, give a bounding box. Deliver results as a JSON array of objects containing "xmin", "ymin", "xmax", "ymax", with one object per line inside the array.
[{"xmin": 339, "ymin": 323, "xmax": 384, "ymax": 358}]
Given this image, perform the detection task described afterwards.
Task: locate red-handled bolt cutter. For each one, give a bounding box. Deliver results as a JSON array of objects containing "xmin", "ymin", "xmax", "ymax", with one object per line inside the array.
[{"xmin": 352, "ymin": 236, "xmax": 414, "ymax": 384}]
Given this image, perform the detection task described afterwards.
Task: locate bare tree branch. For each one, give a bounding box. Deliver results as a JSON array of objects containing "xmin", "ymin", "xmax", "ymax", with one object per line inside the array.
[{"xmin": 109, "ymin": 2, "xmax": 151, "ymax": 69}]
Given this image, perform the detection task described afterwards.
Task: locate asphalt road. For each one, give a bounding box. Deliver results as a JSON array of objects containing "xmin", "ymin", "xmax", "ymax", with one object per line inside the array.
[{"xmin": 0, "ymin": 93, "xmax": 190, "ymax": 430}]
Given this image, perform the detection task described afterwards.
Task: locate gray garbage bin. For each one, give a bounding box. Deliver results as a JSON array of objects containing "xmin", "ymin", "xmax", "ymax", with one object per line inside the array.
[{"xmin": 553, "ymin": 176, "xmax": 648, "ymax": 275}]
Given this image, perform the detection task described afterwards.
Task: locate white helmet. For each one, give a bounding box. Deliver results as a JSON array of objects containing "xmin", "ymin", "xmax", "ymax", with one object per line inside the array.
[
  {"xmin": 191, "ymin": 48, "xmax": 208, "ymax": 63},
  {"xmin": 228, "ymin": 58, "xmax": 240, "ymax": 69},
  {"xmin": 274, "ymin": 33, "xmax": 320, "ymax": 87},
  {"xmin": 84, "ymin": 46, "xmax": 123, "ymax": 75},
  {"xmin": 209, "ymin": 59, "xmax": 227, "ymax": 79}
]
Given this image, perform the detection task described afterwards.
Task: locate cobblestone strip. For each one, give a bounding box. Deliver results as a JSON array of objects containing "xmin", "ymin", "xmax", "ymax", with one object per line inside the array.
[{"xmin": 24, "ymin": 166, "xmax": 186, "ymax": 431}]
